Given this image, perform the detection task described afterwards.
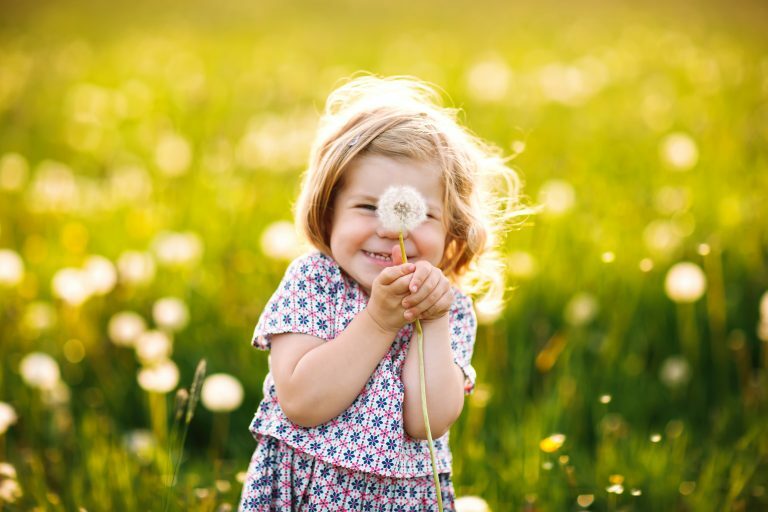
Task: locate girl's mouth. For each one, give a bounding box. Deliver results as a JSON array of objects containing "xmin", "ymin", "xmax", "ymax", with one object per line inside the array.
[{"xmin": 362, "ymin": 250, "xmax": 392, "ymax": 263}]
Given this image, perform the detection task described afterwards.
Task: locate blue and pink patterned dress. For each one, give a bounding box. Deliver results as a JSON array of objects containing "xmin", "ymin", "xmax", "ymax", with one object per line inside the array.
[{"xmin": 238, "ymin": 252, "xmax": 477, "ymax": 511}]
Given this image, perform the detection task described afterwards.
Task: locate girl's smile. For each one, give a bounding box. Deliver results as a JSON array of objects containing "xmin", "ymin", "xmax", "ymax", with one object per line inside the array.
[{"xmin": 329, "ymin": 154, "xmax": 446, "ymax": 293}]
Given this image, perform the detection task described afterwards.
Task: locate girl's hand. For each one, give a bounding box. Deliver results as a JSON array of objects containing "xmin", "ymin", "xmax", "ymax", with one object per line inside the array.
[
  {"xmin": 366, "ymin": 260, "xmax": 416, "ymax": 334},
  {"xmin": 401, "ymin": 261, "xmax": 454, "ymax": 322}
]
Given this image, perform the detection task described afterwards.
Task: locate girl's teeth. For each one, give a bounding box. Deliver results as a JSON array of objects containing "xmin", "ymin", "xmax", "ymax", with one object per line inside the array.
[{"xmin": 365, "ymin": 251, "xmax": 391, "ymax": 261}]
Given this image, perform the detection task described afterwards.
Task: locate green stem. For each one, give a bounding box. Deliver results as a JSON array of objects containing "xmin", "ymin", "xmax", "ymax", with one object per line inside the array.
[{"xmin": 399, "ymin": 232, "xmax": 444, "ymax": 512}]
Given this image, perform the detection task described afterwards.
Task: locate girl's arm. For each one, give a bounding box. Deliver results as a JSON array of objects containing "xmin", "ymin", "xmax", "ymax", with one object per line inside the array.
[
  {"xmin": 269, "ymin": 263, "xmax": 415, "ymax": 428},
  {"xmin": 400, "ymin": 314, "xmax": 465, "ymax": 439}
]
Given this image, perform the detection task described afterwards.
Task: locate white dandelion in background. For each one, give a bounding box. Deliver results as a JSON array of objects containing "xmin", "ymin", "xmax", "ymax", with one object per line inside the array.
[
  {"xmin": 117, "ymin": 250, "xmax": 156, "ymax": 286},
  {"xmin": 135, "ymin": 330, "xmax": 173, "ymax": 364},
  {"xmin": 466, "ymin": 58, "xmax": 513, "ymax": 102},
  {"xmin": 108, "ymin": 311, "xmax": 147, "ymax": 347},
  {"xmin": 19, "ymin": 352, "xmax": 61, "ymax": 391},
  {"xmin": 659, "ymin": 355, "xmax": 691, "ymax": 388},
  {"xmin": 52, "ymin": 267, "xmax": 92, "ymax": 306},
  {"xmin": 201, "ymin": 373, "xmax": 244, "ymax": 413},
  {"xmin": 507, "ymin": 250, "xmax": 537, "ymax": 279},
  {"xmin": 137, "ymin": 360, "xmax": 179, "ymax": 394},
  {"xmin": 0, "ymin": 402, "xmax": 18, "ymax": 434},
  {"xmin": 537, "ymin": 179, "xmax": 575, "ymax": 216},
  {"xmin": 455, "ymin": 495, "xmax": 491, "ymax": 512},
  {"xmin": 564, "ymin": 292, "xmax": 599, "ymax": 326},
  {"xmin": 643, "ymin": 219, "xmax": 684, "ymax": 256},
  {"xmin": 665, "ymin": 262, "xmax": 707, "ymax": 303},
  {"xmin": 83, "ymin": 255, "xmax": 117, "ymax": 295},
  {"xmin": 153, "ymin": 231, "xmax": 203, "ymax": 268},
  {"xmin": 0, "ymin": 462, "xmax": 17, "ymax": 479},
  {"xmin": 660, "ymin": 132, "xmax": 699, "ymax": 171},
  {"xmin": 260, "ymin": 221, "xmax": 304, "ymax": 261},
  {"xmin": 377, "ymin": 186, "xmax": 427, "ymax": 233},
  {"xmin": 21, "ymin": 301, "xmax": 57, "ymax": 333},
  {"xmin": 26, "ymin": 160, "xmax": 79, "ymax": 213},
  {"xmin": 0, "ymin": 478, "xmax": 23, "ymax": 503},
  {"xmin": 475, "ymin": 297, "xmax": 503, "ymax": 325},
  {"xmin": 0, "ymin": 152, "xmax": 29, "ymax": 191},
  {"xmin": 42, "ymin": 380, "xmax": 71, "ymax": 407},
  {"xmin": 760, "ymin": 290, "xmax": 768, "ymax": 320},
  {"xmin": 0, "ymin": 249, "xmax": 24, "ymax": 286},
  {"xmin": 155, "ymin": 132, "xmax": 192, "ymax": 177},
  {"xmin": 107, "ymin": 165, "xmax": 153, "ymax": 203},
  {"xmin": 152, "ymin": 297, "xmax": 189, "ymax": 331},
  {"xmin": 123, "ymin": 429, "xmax": 156, "ymax": 465}
]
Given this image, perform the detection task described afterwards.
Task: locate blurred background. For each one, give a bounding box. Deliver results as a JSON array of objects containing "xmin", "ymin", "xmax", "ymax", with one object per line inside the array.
[{"xmin": 1, "ymin": 0, "xmax": 767, "ymax": 510}]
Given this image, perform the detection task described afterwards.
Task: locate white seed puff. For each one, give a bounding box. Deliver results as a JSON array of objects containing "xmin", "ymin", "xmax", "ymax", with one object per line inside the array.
[{"xmin": 377, "ymin": 186, "xmax": 428, "ymax": 233}]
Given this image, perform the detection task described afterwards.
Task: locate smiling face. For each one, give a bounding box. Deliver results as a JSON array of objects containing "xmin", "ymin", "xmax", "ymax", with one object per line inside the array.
[{"xmin": 329, "ymin": 154, "xmax": 446, "ymax": 293}]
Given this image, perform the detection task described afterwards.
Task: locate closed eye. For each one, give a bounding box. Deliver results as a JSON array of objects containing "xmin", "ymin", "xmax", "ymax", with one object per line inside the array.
[{"xmin": 356, "ymin": 204, "xmax": 377, "ymax": 211}]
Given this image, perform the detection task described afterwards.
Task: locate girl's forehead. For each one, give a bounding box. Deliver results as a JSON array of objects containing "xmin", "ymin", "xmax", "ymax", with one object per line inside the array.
[{"xmin": 340, "ymin": 154, "xmax": 444, "ymax": 203}]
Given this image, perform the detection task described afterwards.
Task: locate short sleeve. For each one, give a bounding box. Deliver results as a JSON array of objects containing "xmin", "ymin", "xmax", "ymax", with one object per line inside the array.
[
  {"xmin": 251, "ymin": 253, "xmax": 342, "ymax": 350},
  {"xmin": 449, "ymin": 291, "xmax": 478, "ymax": 395}
]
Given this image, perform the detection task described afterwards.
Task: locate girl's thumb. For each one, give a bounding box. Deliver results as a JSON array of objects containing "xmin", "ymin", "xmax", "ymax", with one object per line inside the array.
[{"xmin": 391, "ymin": 245, "xmax": 404, "ymax": 265}]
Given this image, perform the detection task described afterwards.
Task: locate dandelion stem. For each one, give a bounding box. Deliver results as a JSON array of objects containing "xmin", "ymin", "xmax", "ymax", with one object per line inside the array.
[{"xmin": 399, "ymin": 232, "xmax": 443, "ymax": 512}]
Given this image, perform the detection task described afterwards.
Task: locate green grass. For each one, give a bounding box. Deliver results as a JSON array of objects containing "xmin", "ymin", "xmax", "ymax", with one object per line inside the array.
[{"xmin": 1, "ymin": 0, "xmax": 767, "ymax": 510}]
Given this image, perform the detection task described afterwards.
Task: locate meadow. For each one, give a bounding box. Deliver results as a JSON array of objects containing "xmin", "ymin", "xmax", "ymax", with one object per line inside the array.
[{"xmin": 0, "ymin": 0, "xmax": 767, "ymax": 510}]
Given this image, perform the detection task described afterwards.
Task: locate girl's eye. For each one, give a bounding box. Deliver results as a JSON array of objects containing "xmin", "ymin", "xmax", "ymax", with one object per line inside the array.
[{"xmin": 356, "ymin": 204, "xmax": 377, "ymax": 211}]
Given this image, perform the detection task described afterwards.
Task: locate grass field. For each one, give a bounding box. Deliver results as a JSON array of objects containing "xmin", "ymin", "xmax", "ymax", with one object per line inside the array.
[{"xmin": 1, "ymin": 0, "xmax": 767, "ymax": 510}]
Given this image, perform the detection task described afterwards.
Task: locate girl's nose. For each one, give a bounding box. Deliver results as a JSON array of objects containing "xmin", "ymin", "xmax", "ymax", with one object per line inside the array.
[{"xmin": 376, "ymin": 224, "xmax": 408, "ymax": 239}]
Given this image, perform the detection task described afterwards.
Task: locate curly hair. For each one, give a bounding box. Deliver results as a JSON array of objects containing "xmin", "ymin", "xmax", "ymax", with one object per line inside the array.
[{"xmin": 294, "ymin": 75, "xmax": 527, "ymax": 310}]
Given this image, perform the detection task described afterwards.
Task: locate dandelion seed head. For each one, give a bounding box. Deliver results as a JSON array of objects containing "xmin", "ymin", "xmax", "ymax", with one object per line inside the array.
[
  {"xmin": 0, "ymin": 249, "xmax": 24, "ymax": 286},
  {"xmin": 152, "ymin": 297, "xmax": 189, "ymax": 331},
  {"xmin": 760, "ymin": 291, "xmax": 768, "ymax": 320},
  {"xmin": 260, "ymin": 220, "xmax": 304, "ymax": 261},
  {"xmin": 52, "ymin": 267, "xmax": 92, "ymax": 306},
  {"xmin": 19, "ymin": 352, "xmax": 61, "ymax": 391},
  {"xmin": 108, "ymin": 311, "xmax": 146, "ymax": 347},
  {"xmin": 659, "ymin": 355, "xmax": 691, "ymax": 388},
  {"xmin": 0, "ymin": 402, "xmax": 18, "ymax": 434},
  {"xmin": 137, "ymin": 360, "xmax": 179, "ymax": 394},
  {"xmin": 135, "ymin": 330, "xmax": 173, "ymax": 364},
  {"xmin": 377, "ymin": 186, "xmax": 427, "ymax": 233},
  {"xmin": 454, "ymin": 496, "xmax": 491, "ymax": 512},
  {"xmin": 83, "ymin": 255, "xmax": 117, "ymax": 295},
  {"xmin": 117, "ymin": 250, "xmax": 156, "ymax": 286},
  {"xmin": 123, "ymin": 429, "xmax": 156, "ymax": 464},
  {"xmin": 0, "ymin": 462, "xmax": 17, "ymax": 479},
  {"xmin": 665, "ymin": 262, "xmax": 706, "ymax": 303},
  {"xmin": 201, "ymin": 373, "xmax": 244, "ymax": 412},
  {"xmin": 0, "ymin": 478, "xmax": 23, "ymax": 503}
]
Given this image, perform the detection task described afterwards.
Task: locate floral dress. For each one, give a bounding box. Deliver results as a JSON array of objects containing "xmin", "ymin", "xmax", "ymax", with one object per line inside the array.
[{"xmin": 238, "ymin": 252, "xmax": 477, "ymax": 511}]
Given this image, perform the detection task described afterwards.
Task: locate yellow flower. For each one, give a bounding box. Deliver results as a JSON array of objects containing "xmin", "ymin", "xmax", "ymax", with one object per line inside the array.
[{"xmin": 539, "ymin": 433, "xmax": 566, "ymax": 453}]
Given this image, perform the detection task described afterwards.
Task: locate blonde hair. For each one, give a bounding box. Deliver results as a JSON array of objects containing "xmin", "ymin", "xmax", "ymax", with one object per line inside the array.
[{"xmin": 295, "ymin": 75, "xmax": 526, "ymax": 308}]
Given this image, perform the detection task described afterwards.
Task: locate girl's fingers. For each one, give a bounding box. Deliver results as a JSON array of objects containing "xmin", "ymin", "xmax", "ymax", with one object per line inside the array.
[
  {"xmin": 407, "ymin": 261, "xmax": 433, "ymax": 294},
  {"xmin": 419, "ymin": 288, "xmax": 455, "ymax": 319},
  {"xmin": 403, "ymin": 266, "xmax": 440, "ymax": 308},
  {"xmin": 377, "ymin": 263, "xmax": 415, "ymax": 286},
  {"xmin": 405, "ymin": 279, "xmax": 450, "ymax": 319}
]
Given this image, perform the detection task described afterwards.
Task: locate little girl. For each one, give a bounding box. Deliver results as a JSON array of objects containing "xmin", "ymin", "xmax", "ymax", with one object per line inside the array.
[{"xmin": 238, "ymin": 75, "xmax": 522, "ymax": 511}]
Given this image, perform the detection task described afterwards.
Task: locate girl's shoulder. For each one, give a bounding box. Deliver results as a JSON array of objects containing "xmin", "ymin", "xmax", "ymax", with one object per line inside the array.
[{"xmin": 285, "ymin": 251, "xmax": 342, "ymax": 277}]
